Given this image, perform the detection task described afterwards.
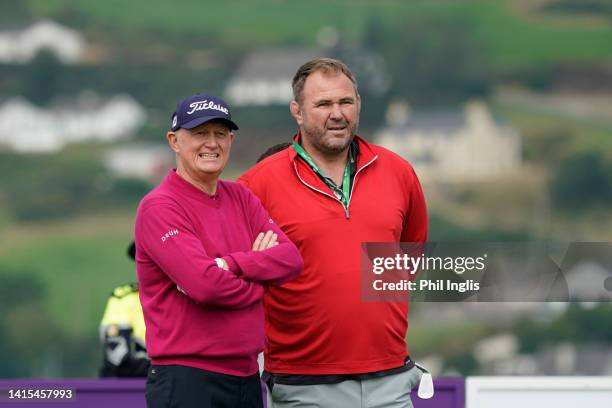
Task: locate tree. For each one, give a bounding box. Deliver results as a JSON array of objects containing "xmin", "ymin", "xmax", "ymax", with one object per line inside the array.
[
  {"xmin": 23, "ymin": 50, "xmax": 63, "ymax": 106},
  {"xmin": 550, "ymin": 151, "xmax": 612, "ymax": 212},
  {"xmin": 376, "ymin": 18, "xmax": 492, "ymax": 106}
]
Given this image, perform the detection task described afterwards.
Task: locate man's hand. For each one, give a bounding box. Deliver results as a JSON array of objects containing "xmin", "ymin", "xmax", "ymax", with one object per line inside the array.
[
  {"xmin": 215, "ymin": 258, "xmax": 229, "ymax": 271},
  {"xmin": 252, "ymin": 230, "xmax": 279, "ymax": 251}
]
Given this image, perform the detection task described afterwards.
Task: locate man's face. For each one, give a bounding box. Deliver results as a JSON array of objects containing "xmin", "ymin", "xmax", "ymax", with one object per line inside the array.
[
  {"xmin": 167, "ymin": 120, "xmax": 234, "ymax": 181},
  {"xmin": 291, "ymin": 70, "xmax": 360, "ymax": 156}
]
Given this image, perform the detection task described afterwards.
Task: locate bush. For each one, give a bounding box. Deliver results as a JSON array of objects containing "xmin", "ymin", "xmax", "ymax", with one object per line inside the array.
[
  {"xmin": 550, "ymin": 151, "xmax": 612, "ymax": 212},
  {"xmin": 0, "ymin": 151, "xmax": 152, "ymax": 222}
]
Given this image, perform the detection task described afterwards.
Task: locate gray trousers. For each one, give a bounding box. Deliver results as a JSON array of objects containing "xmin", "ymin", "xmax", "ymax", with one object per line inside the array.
[{"xmin": 268, "ymin": 367, "xmax": 422, "ymax": 408}]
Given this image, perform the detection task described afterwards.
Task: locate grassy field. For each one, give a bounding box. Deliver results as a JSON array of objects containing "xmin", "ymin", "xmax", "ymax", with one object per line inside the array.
[
  {"xmin": 24, "ymin": 0, "xmax": 612, "ymax": 68},
  {"xmin": 407, "ymin": 319, "xmax": 490, "ymax": 358},
  {"xmin": 0, "ymin": 212, "xmax": 136, "ymax": 337},
  {"xmin": 495, "ymin": 103, "xmax": 612, "ymax": 155}
]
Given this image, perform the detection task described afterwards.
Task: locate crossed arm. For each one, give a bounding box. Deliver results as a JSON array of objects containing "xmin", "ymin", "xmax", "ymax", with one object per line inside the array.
[
  {"xmin": 135, "ymin": 199, "xmax": 302, "ymax": 309},
  {"xmin": 217, "ymin": 230, "xmax": 279, "ymax": 271}
]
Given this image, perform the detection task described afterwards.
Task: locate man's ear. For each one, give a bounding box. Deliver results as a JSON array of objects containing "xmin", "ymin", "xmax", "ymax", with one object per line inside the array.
[
  {"xmin": 289, "ymin": 100, "xmax": 303, "ymax": 127},
  {"xmin": 166, "ymin": 131, "xmax": 179, "ymax": 153}
]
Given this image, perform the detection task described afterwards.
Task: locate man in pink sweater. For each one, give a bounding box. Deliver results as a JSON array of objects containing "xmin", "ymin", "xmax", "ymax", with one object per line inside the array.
[{"xmin": 134, "ymin": 93, "xmax": 303, "ymax": 408}]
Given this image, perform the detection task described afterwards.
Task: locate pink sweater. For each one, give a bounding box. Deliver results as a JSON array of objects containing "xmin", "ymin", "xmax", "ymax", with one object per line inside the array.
[{"xmin": 134, "ymin": 170, "xmax": 303, "ymax": 376}]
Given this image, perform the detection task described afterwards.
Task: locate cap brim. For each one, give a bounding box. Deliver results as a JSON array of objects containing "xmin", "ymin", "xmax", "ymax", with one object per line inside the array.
[{"xmin": 181, "ymin": 116, "xmax": 239, "ymax": 131}]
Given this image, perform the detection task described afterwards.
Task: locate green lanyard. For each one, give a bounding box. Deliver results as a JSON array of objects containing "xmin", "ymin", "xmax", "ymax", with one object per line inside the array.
[{"xmin": 292, "ymin": 141, "xmax": 351, "ymax": 208}]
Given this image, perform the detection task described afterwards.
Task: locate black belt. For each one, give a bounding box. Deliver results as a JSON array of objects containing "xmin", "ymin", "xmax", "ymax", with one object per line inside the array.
[{"xmin": 263, "ymin": 356, "xmax": 415, "ymax": 391}]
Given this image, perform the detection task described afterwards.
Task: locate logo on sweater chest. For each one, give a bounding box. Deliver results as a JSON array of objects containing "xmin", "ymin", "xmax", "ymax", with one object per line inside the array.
[{"xmin": 161, "ymin": 229, "xmax": 179, "ymax": 242}]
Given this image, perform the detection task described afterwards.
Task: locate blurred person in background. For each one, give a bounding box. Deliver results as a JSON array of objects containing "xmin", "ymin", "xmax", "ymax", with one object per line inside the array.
[
  {"xmin": 256, "ymin": 143, "xmax": 291, "ymax": 163},
  {"xmin": 134, "ymin": 93, "xmax": 303, "ymax": 408},
  {"xmin": 239, "ymin": 58, "xmax": 428, "ymax": 407},
  {"xmin": 99, "ymin": 241, "xmax": 149, "ymax": 378}
]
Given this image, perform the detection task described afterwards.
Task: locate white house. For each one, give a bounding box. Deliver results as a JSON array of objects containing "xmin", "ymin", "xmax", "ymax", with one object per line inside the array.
[
  {"xmin": 0, "ymin": 19, "xmax": 85, "ymax": 64},
  {"xmin": 375, "ymin": 100, "xmax": 521, "ymax": 182},
  {"xmin": 564, "ymin": 261, "xmax": 612, "ymax": 301},
  {"xmin": 105, "ymin": 144, "xmax": 174, "ymax": 181},
  {"xmin": 0, "ymin": 94, "xmax": 146, "ymax": 153}
]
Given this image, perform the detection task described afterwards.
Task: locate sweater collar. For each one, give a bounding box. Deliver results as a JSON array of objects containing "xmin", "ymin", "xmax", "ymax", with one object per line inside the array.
[{"xmin": 165, "ymin": 169, "xmax": 223, "ymax": 204}]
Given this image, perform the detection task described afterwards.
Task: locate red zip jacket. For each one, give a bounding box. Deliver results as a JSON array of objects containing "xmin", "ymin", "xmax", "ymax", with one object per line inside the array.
[
  {"xmin": 135, "ymin": 170, "xmax": 303, "ymax": 376},
  {"xmin": 238, "ymin": 136, "xmax": 428, "ymax": 375}
]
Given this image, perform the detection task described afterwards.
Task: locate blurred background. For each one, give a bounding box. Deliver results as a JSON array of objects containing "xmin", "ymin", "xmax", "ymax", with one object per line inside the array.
[{"xmin": 0, "ymin": 0, "xmax": 611, "ymax": 378}]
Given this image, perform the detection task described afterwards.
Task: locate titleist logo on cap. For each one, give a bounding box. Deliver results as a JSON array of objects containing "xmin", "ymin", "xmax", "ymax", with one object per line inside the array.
[
  {"xmin": 187, "ymin": 100, "xmax": 229, "ymax": 115},
  {"xmin": 171, "ymin": 93, "xmax": 238, "ymax": 131}
]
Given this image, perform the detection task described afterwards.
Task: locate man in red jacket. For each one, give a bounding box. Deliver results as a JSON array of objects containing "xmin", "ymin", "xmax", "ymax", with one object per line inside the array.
[{"xmin": 238, "ymin": 59, "xmax": 428, "ymax": 407}]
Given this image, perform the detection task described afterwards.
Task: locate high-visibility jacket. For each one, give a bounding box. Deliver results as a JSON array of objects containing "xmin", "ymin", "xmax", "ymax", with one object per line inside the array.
[{"xmin": 99, "ymin": 283, "xmax": 149, "ymax": 377}]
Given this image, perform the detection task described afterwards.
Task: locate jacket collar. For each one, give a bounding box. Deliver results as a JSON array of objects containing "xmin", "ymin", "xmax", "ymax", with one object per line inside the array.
[
  {"xmin": 289, "ymin": 132, "xmax": 378, "ymax": 197},
  {"xmin": 289, "ymin": 132, "xmax": 377, "ymax": 171}
]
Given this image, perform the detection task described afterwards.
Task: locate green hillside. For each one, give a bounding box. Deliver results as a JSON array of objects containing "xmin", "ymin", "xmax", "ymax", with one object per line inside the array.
[
  {"xmin": 19, "ymin": 0, "xmax": 612, "ymax": 68},
  {"xmin": 0, "ymin": 213, "xmax": 135, "ymax": 337}
]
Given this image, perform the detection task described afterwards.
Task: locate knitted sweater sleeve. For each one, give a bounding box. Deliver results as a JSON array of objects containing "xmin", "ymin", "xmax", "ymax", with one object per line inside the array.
[{"xmin": 136, "ymin": 202, "xmax": 264, "ymax": 308}]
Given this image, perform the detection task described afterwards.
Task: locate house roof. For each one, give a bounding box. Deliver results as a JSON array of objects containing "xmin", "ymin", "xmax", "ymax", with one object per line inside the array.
[
  {"xmin": 403, "ymin": 110, "xmax": 466, "ymax": 134},
  {"xmin": 0, "ymin": 19, "xmax": 84, "ymax": 64},
  {"xmin": 383, "ymin": 105, "xmax": 506, "ymax": 138},
  {"xmin": 232, "ymin": 48, "xmax": 322, "ymax": 81}
]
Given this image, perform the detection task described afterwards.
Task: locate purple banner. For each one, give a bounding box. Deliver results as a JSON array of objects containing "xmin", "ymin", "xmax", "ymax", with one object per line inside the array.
[
  {"xmin": 0, "ymin": 379, "xmax": 145, "ymax": 408},
  {"xmin": 0, "ymin": 378, "xmax": 464, "ymax": 407}
]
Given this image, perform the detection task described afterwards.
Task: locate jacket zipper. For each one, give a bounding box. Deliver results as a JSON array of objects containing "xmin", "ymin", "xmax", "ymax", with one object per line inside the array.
[{"xmin": 292, "ymin": 155, "xmax": 378, "ymax": 220}]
